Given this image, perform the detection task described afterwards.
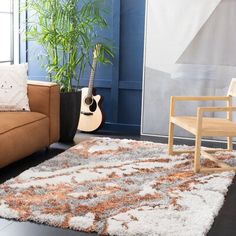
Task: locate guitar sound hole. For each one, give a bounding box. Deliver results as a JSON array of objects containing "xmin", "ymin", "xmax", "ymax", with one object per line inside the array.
[
  {"xmin": 89, "ymin": 99, "xmax": 97, "ymax": 112},
  {"xmin": 85, "ymin": 97, "xmax": 93, "ymax": 105}
]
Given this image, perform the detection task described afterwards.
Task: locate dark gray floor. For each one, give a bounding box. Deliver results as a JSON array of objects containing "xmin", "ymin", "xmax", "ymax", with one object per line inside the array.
[{"xmin": 0, "ymin": 132, "xmax": 236, "ymax": 236}]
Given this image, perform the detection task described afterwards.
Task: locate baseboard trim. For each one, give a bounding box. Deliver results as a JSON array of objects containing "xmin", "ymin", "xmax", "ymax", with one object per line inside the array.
[
  {"xmin": 141, "ymin": 133, "xmax": 232, "ymax": 144},
  {"xmin": 101, "ymin": 122, "xmax": 140, "ymax": 134},
  {"xmin": 141, "ymin": 134, "xmax": 235, "ymax": 148}
]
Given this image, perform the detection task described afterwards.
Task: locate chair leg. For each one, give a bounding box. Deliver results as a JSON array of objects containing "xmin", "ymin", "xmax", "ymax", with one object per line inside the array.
[
  {"xmin": 194, "ymin": 133, "xmax": 202, "ymax": 173},
  {"xmin": 168, "ymin": 122, "xmax": 175, "ymax": 155},
  {"xmin": 227, "ymin": 137, "xmax": 233, "ymax": 151}
]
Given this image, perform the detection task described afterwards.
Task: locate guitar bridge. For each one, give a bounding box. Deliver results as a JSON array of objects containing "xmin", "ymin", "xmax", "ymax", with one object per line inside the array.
[{"xmin": 81, "ymin": 111, "xmax": 93, "ymax": 116}]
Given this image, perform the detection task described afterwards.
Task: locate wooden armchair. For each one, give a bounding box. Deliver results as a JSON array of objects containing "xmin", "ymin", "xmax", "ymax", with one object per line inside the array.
[{"xmin": 168, "ymin": 78, "xmax": 236, "ymax": 173}]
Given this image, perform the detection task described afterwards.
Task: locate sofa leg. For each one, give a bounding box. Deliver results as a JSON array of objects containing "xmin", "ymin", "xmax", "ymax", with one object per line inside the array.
[{"xmin": 45, "ymin": 146, "xmax": 50, "ymax": 153}]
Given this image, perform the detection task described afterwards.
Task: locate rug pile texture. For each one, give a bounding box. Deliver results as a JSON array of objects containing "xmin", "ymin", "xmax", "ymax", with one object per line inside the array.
[{"xmin": 0, "ymin": 137, "xmax": 235, "ymax": 235}]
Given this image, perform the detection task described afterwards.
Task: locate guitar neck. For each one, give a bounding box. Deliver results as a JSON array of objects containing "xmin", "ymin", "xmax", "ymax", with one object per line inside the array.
[
  {"xmin": 87, "ymin": 44, "xmax": 101, "ymax": 98},
  {"xmin": 87, "ymin": 58, "xmax": 98, "ymax": 98}
]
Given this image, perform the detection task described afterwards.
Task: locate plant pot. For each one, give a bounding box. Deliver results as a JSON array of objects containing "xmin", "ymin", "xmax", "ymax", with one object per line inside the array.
[{"xmin": 59, "ymin": 91, "xmax": 81, "ymax": 143}]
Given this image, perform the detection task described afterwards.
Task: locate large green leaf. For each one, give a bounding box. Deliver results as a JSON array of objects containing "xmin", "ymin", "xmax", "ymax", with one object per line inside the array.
[{"xmin": 24, "ymin": 0, "xmax": 114, "ymax": 92}]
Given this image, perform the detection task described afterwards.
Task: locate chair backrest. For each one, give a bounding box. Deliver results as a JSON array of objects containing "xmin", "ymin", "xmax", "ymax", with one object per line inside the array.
[{"xmin": 227, "ymin": 78, "xmax": 236, "ymax": 96}]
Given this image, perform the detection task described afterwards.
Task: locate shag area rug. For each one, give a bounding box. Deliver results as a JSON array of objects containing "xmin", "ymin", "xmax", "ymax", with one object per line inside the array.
[{"xmin": 0, "ymin": 138, "xmax": 235, "ymax": 236}]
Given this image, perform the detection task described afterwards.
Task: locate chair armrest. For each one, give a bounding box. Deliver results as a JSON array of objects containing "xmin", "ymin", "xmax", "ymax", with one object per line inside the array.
[
  {"xmin": 27, "ymin": 80, "xmax": 60, "ymax": 144},
  {"xmin": 198, "ymin": 106, "xmax": 236, "ymax": 113},
  {"xmin": 195, "ymin": 106, "xmax": 236, "ymax": 130},
  {"xmin": 170, "ymin": 96, "xmax": 231, "ymax": 117}
]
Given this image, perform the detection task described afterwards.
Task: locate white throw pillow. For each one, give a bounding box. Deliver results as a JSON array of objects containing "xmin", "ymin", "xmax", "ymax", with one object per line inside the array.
[{"xmin": 0, "ymin": 63, "xmax": 30, "ymax": 111}]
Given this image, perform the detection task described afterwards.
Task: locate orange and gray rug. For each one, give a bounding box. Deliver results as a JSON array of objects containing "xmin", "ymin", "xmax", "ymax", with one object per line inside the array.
[{"xmin": 0, "ymin": 138, "xmax": 234, "ymax": 235}]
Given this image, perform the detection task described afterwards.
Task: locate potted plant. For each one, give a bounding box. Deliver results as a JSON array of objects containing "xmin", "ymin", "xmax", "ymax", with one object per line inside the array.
[{"xmin": 24, "ymin": 0, "xmax": 113, "ymax": 142}]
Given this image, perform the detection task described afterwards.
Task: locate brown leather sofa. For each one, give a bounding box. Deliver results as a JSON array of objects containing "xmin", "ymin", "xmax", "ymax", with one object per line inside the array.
[{"xmin": 0, "ymin": 81, "xmax": 60, "ymax": 168}]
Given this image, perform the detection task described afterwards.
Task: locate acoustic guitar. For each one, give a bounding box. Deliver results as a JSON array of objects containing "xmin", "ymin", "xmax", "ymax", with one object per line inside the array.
[{"xmin": 78, "ymin": 44, "xmax": 104, "ymax": 132}]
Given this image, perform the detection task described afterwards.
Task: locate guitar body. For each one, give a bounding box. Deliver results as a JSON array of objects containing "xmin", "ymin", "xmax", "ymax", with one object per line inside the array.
[{"xmin": 78, "ymin": 87, "xmax": 103, "ymax": 132}]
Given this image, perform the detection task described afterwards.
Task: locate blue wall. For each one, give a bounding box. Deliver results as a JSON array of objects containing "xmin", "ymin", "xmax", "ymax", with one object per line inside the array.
[{"xmin": 21, "ymin": 0, "xmax": 146, "ymax": 134}]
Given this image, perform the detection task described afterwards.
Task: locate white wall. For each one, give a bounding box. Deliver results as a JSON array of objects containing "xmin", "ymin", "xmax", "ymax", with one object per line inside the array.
[{"xmin": 142, "ymin": 0, "xmax": 236, "ymax": 138}]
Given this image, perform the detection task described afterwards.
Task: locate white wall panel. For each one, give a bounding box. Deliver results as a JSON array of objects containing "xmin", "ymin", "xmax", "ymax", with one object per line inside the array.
[{"xmin": 142, "ymin": 0, "xmax": 236, "ymax": 138}]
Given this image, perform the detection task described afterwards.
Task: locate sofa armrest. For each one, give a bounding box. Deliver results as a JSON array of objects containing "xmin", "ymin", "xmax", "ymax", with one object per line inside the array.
[{"xmin": 27, "ymin": 80, "xmax": 60, "ymax": 144}]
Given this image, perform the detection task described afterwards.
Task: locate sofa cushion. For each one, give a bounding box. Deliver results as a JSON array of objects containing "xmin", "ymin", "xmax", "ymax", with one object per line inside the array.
[
  {"xmin": 0, "ymin": 112, "xmax": 47, "ymax": 134},
  {"xmin": 0, "ymin": 112, "xmax": 50, "ymax": 168}
]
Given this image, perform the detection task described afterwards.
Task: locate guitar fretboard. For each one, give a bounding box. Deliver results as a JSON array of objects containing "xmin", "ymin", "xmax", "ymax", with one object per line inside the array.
[{"xmin": 87, "ymin": 44, "xmax": 101, "ymax": 98}]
